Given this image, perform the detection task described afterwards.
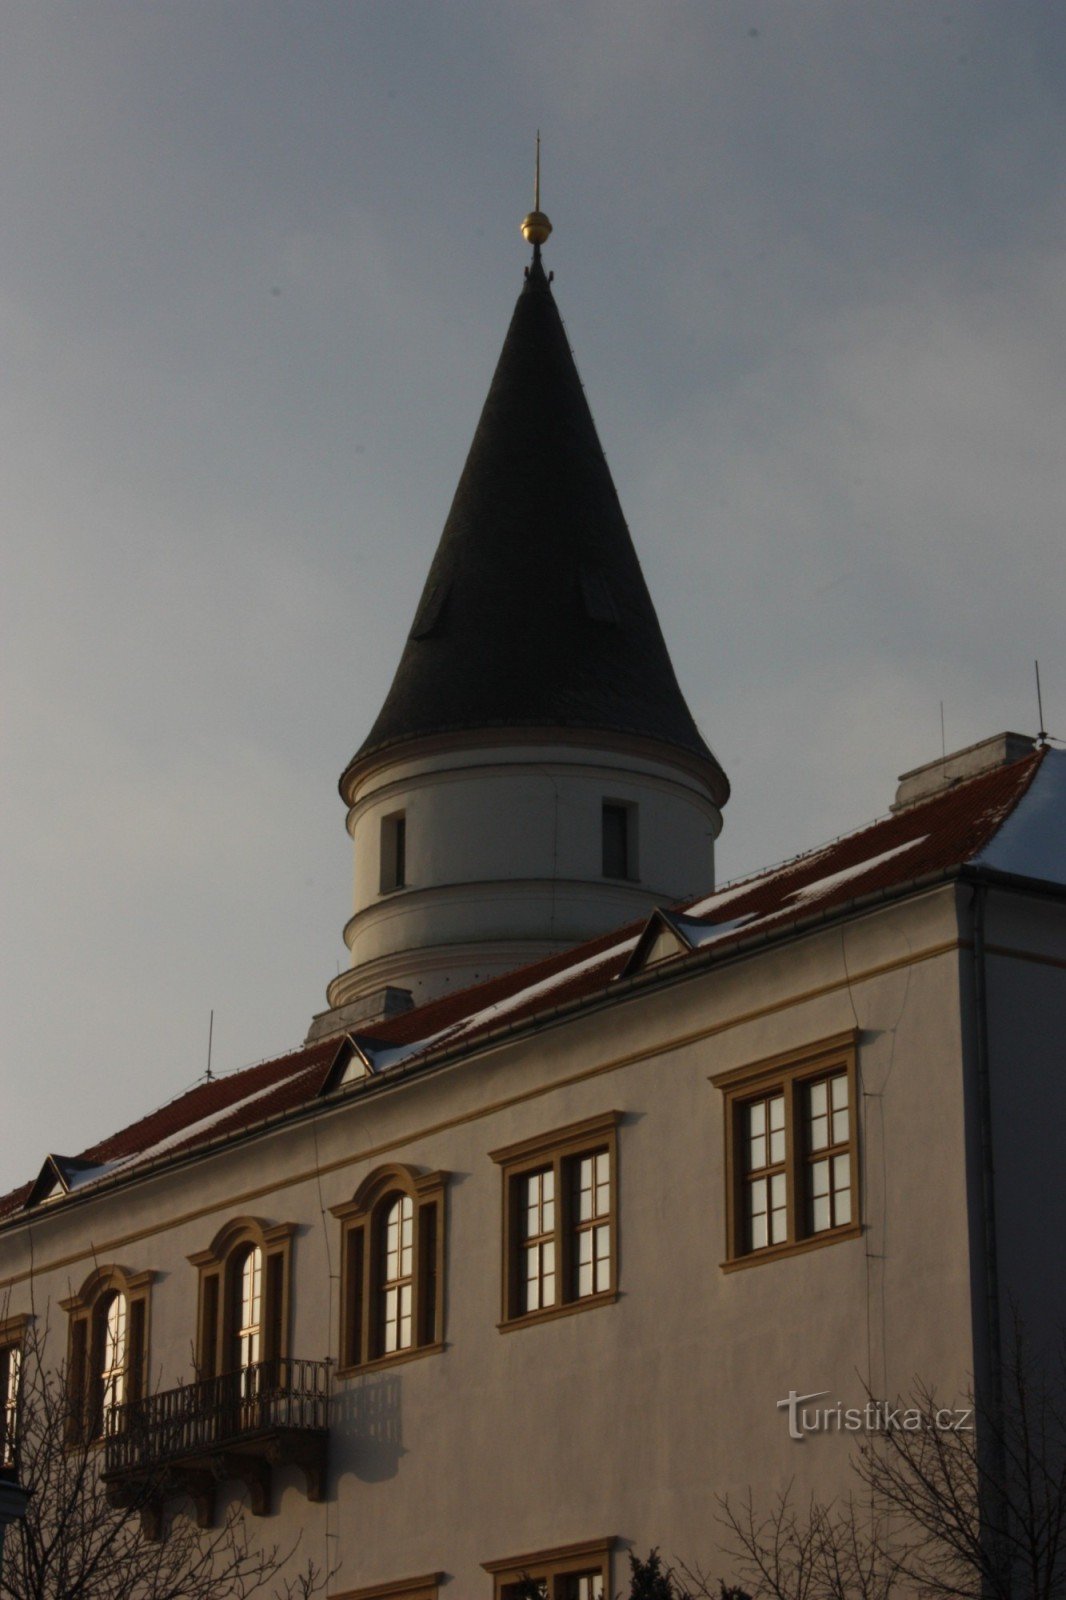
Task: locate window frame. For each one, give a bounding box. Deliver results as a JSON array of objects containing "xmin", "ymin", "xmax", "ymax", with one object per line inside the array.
[
  {"xmin": 330, "ymin": 1577, "xmax": 443, "ymax": 1600},
  {"xmin": 331, "ymin": 1164, "xmax": 447, "ymax": 1374},
  {"xmin": 60, "ymin": 1268, "xmax": 152, "ymax": 1443},
  {"xmin": 188, "ymin": 1217, "xmax": 295, "ymax": 1379},
  {"xmin": 483, "ymin": 1536, "xmax": 615, "ymax": 1599},
  {"xmin": 712, "ymin": 1030, "xmax": 861, "ymax": 1270},
  {"xmin": 490, "ymin": 1111, "xmax": 621, "ymax": 1331},
  {"xmin": 0, "ymin": 1313, "xmax": 30, "ymax": 1472}
]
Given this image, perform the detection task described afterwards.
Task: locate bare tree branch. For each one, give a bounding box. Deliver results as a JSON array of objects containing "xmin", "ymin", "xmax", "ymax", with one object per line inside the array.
[{"xmin": 1, "ymin": 1318, "xmax": 332, "ymax": 1600}]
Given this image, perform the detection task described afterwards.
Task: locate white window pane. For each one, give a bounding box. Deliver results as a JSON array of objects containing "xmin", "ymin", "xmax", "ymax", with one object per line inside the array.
[
  {"xmin": 578, "ymin": 1259, "xmax": 593, "ymax": 1297},
  {"xmin": 832, "ymin": 1106, "xmax": 849, "ymax": 1145},
  {"xmin": 5, "ymin": 1348, "xmax": 19, "ymax": 1409},
  {"xmin": 769, "ymin": 1172, "xmax": 787, "ymax": 1243},
  {"xmin": 809, "ymin": 1081, "xmax": 827, "ymax": 1117},
  {"xmin": 810, "ymin": 1158, "xmax": 829, "ymax": 1199},
  {"xmin": 749, "ymin": 1176, "xmax": 767, "ymax": 1220},
  {"xmin": 750, "ymin": 1211, "xmax": 768, "ymax": 1250},
  {"xmin": 748, "ymin": 1130, "xmax": 766, "ymax": 1171},
  {"xmin": 812, "ymin": 1195, "xmax": 831, "ymax": 1232},
  {"xmin": 769, "ymin": 1124, "xmax": 787, "ymax": 1164},
  {"xmin": 749, "ymin": 1101, "xmax": 766, "ymax": 1136},
  {"xmin": 769, "ymin": 1095, "xmax": 785, "ymax": 1130},
  {"xmin": 832, "ymin": 1074, "xmax": 848, "ymax": 1109},
  {"xmin": 543, "ymin": 1169, "xmax": 555, "ymax": 1203},
  {"xmin": 595, "ymin": 1225, "xmax": 610, "ymax": 1290}
]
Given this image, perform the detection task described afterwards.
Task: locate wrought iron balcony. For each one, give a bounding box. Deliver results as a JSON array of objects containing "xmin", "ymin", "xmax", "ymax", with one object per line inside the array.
[{"xmin": 102, "ymin": 1357, "xmax": 329, "ymax": 1532}]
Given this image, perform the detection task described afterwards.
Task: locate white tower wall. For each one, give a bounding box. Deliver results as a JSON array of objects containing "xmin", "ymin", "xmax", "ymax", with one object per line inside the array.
[{"xmin": 325, "ymin": 736, "xmax": 722, "ymax": 1013}]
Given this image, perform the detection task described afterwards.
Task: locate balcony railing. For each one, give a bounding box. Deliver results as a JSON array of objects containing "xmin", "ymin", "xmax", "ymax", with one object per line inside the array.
[{"xmin": 101, "ymin": 1357, "xmax": 328, "ymax": 1530}]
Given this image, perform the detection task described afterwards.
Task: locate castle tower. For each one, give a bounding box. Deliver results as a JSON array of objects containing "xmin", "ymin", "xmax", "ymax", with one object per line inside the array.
[{"xmin": 314, "ymin": 194, "xmax": 728, "ymax": 1036}]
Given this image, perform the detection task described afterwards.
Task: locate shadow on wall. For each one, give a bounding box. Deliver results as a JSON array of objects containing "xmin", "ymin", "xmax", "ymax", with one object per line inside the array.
[{"xmin": 331, "ymin": 1374, "xmax": 404, "ymax": 1482}]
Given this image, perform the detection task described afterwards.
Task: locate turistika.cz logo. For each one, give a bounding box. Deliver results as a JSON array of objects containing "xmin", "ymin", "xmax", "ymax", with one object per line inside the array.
[{"xmin": 777, "ymin": 1390, "xmax": 974, "ymax": 1441}]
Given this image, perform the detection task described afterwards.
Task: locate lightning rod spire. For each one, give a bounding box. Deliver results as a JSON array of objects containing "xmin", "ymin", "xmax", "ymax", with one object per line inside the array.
[{"xmin": 521, "ymin": 130, "xmax": 552, "ymax": 258}]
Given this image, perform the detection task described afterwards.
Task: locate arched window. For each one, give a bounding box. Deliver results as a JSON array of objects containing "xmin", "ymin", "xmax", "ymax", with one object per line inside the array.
[
  {"xmin": 0, "ymin": 1314, "xmax": 29, "ymax": 1471},
  {"xmin": 99, "ymin": 1291, "xmax": 127, "ymax": 1415},
  {"xmin": 234, "ymin": 1244, "xmax": 263, "ymax": 1369},
  {"xmin": 189, "ymin": 1219, "xmax": 293, "ymax": 1381},
  {"xmin": 332, "ymin": 1165, "xmax": 447, "ymax": 1371},
  {"xmin": 62, "ymin": 1267, "xmax": 152, "ymax": 1442}
]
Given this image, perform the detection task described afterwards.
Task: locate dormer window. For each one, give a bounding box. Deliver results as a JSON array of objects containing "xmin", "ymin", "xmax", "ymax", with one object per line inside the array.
[
  {"xmin": 601, "ymin": 801, "xmax": 636, "ymax": 880},
  {"xmin": 380, "ymin": 811, "xmax": 407, "ymax": 893}
]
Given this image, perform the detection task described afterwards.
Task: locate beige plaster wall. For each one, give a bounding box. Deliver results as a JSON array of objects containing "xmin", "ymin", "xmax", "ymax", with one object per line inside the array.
[{"xmin": 0, "ymin": 885, "xmax": 983, "ymax": 1595}]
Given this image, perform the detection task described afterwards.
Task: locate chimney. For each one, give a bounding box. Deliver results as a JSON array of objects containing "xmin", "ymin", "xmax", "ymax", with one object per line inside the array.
[{"xmin": 892, "ymin": 731, "xmax": 1035, "ymax": 812}]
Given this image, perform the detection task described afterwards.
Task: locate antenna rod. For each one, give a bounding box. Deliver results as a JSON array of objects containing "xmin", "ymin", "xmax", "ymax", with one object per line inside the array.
[
  {"xmin": 1035, "ymin": 660, "xmax": 1048, "ymax": 747},
  {"xmin": 940, "ymin": 701, "xmax": 946, "ymax": 760},
  {"xmin": 535, "ymin": 129, "xmax": 541, "ymax": 211},
  {"xmin": 206, "ymin": 1009, "xmax": 214, "ymax": 1081}
]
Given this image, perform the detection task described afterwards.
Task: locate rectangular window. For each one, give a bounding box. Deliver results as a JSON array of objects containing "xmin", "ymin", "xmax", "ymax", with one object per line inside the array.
[
  {"xmin": 491, "ymin": 1113, "xmax": 620, "ymax": 1329},
  {"xmin": 380, "ymin": 811, "xmax": 407, "ymax": 893},
  {"xmin": 712, "ymin": 1031, "xmax": 860, "ymax": 1269},
  {"xmin": 601, "ymin": 801, "xmax": 634, "ymax": 879},
  {"xmin": 484, "ymin": 1539, "xmax": 614, "ymax": 1600}
]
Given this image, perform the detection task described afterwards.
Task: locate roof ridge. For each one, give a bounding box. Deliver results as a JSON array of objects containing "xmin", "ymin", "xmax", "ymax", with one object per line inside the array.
[{"xmin": 695, "ymin": 747, "xmax": 1045, "ymax": 913}]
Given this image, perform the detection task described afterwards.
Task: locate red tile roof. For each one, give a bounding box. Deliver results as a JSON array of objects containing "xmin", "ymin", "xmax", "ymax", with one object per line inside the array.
[{"xmin": 1, "ymin": 746, "xmax": 1051, "ymax": 1221}]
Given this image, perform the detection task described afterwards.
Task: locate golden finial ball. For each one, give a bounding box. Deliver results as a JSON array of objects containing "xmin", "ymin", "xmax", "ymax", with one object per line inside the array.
[{"xmin": 521, "ymin": 210, "xmax": 552, "ymax": 246}]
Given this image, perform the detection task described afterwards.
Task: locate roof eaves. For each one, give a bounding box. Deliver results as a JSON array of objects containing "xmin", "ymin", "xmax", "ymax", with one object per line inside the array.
[
  {"xmin": 1, "ymin": 862, "xmax": 1005, "ymax": 1234},
  {"xmin": 349, "ymin": 865, "xmax": 972, "ymax": 1085},
  {"xmin": 956, "ymin": 859, "xmax": 1066, "ymax": 901}
]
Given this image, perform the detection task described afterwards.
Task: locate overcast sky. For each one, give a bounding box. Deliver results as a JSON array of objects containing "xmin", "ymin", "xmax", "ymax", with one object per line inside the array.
[{"xmin": 2, "ymin": 2, "xmax": 1063, "ymax": 1197}]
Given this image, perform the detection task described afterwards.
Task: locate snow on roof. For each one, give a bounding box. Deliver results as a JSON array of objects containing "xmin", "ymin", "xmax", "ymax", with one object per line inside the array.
[
  {"xmin": 2, "ymin": 743, "xmax": 1055, "ymax": 1221},
  {"xmin": 0, "ymin": 1037, "xmax": 346, "ymax": 1220}
]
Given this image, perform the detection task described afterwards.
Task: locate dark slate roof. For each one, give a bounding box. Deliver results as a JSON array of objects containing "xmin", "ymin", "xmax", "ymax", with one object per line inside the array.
[
  {"xmin": 344, "ymin": 255, "xmax": 727, "ymax": 800},
  {"xmin": 4, "ymin": 745, "xmax": 1056, "ymax": 1222}
]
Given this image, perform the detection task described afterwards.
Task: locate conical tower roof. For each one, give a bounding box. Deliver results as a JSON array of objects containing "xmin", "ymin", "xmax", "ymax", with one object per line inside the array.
[{"xmin": 343, "ymin": 251, "xmax": 728, "ymax": 805}]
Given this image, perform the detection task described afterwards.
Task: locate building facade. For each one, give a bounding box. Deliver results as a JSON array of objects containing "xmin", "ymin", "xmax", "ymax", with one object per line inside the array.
[{"xmin": 2, "ymin": 208, "xmax": 1065, "ymax": 1600}]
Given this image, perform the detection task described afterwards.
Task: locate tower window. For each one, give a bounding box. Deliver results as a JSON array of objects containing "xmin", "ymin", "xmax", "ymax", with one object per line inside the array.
[
  {"xmin": 601, "ymin": 801, "xmax": 635, "ymax": 880},
  {"xmin": 380, "ymin": 811, "xmax": 407, "ymax": 893}
]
